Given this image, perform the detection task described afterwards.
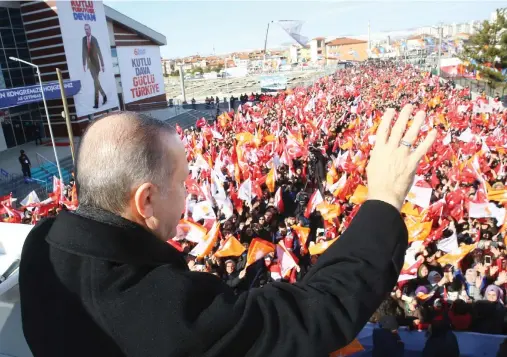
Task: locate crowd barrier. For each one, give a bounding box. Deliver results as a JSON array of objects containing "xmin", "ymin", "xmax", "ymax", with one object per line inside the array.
[{"xmin": 351, "ymin": 323, "xmax": 506, "ymax": 356}]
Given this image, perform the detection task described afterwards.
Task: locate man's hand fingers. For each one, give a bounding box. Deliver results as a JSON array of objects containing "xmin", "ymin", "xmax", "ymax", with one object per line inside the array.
[
  {"xmin": 400, "ymin": 110, "xmax": 426, "ymax": 150},
  {"xmin": 410, "ymin": 130, "xmax": 437, "ymax": 167},
  {"xmin": 375, "ymin": 108, "xmax": 395, "ymax": 145},
  {"xmin": 388, "ymin": 104, "xmax": 413, "ymax": 147}
]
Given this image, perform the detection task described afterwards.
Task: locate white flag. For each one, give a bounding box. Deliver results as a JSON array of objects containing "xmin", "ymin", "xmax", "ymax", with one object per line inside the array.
[
  {"xmin": 276, "ymin": 242, "xmax": 298, "ymax": 278},
  {"xmin": 443, "ymin": 132, "xmax": 451, "ymax": 145},
  {"xmin": 406, "ymin": 185, "xmax": 432, "ymax": 209},
  {"xmin": 238, "ymin": 178, "xmax": 253, "ymax": 203},
  {"xmin": 458, "ymin": 128, "xmax": 474, "ymax": 143},
  {"xmin": 437, "ymin": 232, "xmax": 459, "ymax": 253},
  {"xmin": 20, "ymin": 191, "xmax": 40, "ymax": 207},
  {"xmin": 192, "ymin": 200, "xmax": 216, "ymax": 222}
]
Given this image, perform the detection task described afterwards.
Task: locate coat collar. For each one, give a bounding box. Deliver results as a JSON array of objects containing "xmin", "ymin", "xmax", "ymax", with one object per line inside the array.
[{"xmin": 46, "ymin": 205, "xmax": 187, "ymax": 268}]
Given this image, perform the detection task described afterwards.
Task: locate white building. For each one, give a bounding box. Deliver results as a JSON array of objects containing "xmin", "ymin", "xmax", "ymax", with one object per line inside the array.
[{"xmin": 415, "ymin": 20, "xmax": 482, "ymax": 38}]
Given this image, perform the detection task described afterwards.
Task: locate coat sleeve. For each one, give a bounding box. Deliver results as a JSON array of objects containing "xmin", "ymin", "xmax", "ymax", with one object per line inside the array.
[{"xmin": 93, "ymin": 200, "xmax": 407, "ymax": 357}]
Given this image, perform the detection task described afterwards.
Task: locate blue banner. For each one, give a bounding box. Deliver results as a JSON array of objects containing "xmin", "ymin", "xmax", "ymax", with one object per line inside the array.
[
  {"xmin": 0, "ymin": 80, "xmax": 81, "ymax": 109},
  {"xmin": 351, "ymin": 323, "xmax": 505, "ymax": 357}
]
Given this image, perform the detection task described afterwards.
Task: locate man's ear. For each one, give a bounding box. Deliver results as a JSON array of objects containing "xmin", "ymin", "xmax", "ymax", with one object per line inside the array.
[{"xmin": 133, "ymin": 183, "xmax": 155, "ymax": 219}]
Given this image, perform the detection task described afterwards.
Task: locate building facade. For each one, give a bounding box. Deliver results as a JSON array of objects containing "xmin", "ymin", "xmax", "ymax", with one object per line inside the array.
[
  {"xmin": 309, "ymin": 37, "xmax": 327, "ymax": 63},
  {"xmin": 325, "ymin": 38, "xmax": 368, "ymax": 62},
  {"xmin": 0, "ymin": 0, "xmax": 167, "ymax": 152}
]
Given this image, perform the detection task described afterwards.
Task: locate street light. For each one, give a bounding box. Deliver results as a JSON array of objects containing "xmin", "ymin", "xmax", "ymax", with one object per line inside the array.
[{"xmin": 9, "ymin": 56, "xmax": 64, "ymax": 199}]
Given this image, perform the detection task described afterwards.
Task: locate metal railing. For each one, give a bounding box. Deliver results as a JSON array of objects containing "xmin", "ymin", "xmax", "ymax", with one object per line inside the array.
[{"xmin": 127, "ymin": 101, "xmax": 169, "ymax": 111}]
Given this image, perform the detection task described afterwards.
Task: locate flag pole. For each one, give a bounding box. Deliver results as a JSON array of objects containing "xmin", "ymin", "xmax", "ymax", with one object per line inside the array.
[{"xmin": 56, "ymin": 68, "xmax": 76, "ymax": 165}]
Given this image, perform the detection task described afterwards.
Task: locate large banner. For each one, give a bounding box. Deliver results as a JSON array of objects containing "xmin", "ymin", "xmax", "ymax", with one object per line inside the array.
[
  {"xmin": 260, "ymin": 75, "xmax": 287, "ymax": 92},
  {"xmin": 116, "ymin": 46, "xmax": 165, "ymax": 104},
  {"xmin": 0, "ymin": 81, "xmax": 81, "ymax": 109},
  {"xmin": 57, "ymin": 0, "xmax": 118, "ymax": 117}
]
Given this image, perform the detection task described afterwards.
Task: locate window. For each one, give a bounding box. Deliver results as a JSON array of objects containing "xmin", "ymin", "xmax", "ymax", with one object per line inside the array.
[
  {"xmin": 17, "ymin": 48, "xmax": 29, "ymax": 60},
  {"xmin": 0, "ymin": 8, "xmax": 9, "ymax": 28},
  {"xmin": 5, "ymin": 49, "xmax": 19, "ymax": 64},
  {"xmin": 0, "ymin": 51, "xmax": 7, "ymax": 67},
  {"xmin": 22, "ymin": 68, "xmax": 35, "ymax": 85},
  {"xmin": 0, "ymin": 28, "xmax": 14, "ymax": 48},
  {"xmin": 8, "ymin": 8, "xmax": 22, "ymax": 28},
  {"xmin": 13, "ymin": 29, "xmax": 27, "ymax": 46},
  {"xmin": 10, "ymin": 68, "xmax": 24, "ymax": 87}
]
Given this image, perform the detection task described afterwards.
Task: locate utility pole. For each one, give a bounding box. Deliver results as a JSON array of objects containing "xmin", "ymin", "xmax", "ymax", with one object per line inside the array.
[
  {"xmin": 56, "ymin": 68, "xmax": 75, "ymax": 165},
  {"xmin": 368, "ymin": 21, "xmax": 371, "ymax": 51},
  {"xmin": 178, "ymin": 64, "xmax": 186, "ymax": 104},
  {"xmin": 437, "ymin": 25, "xmax": 443, "ymax": 76},
  {"xmin": 263, "ymin": 21, "xmax": 273, "ymax": 71}
]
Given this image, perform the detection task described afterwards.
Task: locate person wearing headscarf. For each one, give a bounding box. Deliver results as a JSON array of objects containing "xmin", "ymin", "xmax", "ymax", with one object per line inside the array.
[{"xmin": 484, "ymin": 284, "xmax": 505, "ymax": 305}]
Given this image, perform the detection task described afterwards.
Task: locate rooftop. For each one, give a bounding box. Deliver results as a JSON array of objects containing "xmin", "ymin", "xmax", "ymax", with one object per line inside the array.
[
  {"xmin": 325, "ymin": 37, "xmax": 367, "ymax": 46},
  {"xmin": 104, "ymin": 5, "xmax": 167, "ymax": 46}
]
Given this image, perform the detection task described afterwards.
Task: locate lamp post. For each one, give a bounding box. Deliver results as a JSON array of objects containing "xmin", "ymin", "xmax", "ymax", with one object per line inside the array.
[{"xmin": 9, "ymin": 57, "xmax": 64, "ymax": 198}]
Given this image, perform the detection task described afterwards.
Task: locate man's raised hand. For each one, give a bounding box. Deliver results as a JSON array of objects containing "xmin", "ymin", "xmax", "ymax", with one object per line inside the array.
[{"xmin": 367, "ymin": 104, "xmax": 437, "ymax": 211}]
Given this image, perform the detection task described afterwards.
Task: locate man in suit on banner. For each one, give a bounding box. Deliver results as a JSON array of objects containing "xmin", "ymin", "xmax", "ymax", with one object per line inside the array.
[{"xmin": 82, "ymin": 23, "xmax": 107, "ymax": 109}]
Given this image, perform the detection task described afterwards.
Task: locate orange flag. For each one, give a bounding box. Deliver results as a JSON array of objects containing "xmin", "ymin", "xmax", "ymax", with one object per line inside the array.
[
  {"xmin": 488, "ymin": 189, "xmax": 507, "ymax": 203},
  {"xmin": 309, "ymin": 237, "xmax": 338, "ymax": 256},
  {"xmin": 349, "ymin": 185, "xmax": 368, "ymax": 205},
  {"xmin": 246, "ymin": 238, "xmax": 276, "ymax": 268},
  {"xmin": 330, "ymin": 339, "xmax": 364, "ymax": 357},
  {"xmin": 264, "ymin": 134, "xmax": 276, "ymax": 142},
  {"xmin": 266, "ymin": 165, "xmax": 276, "ymax": 193},
  {"xmin": 499, "ymin": 206, "xmax": 507, "ymax": 244},
  {"xmin": 215, "ymin": 236, "xmax": 246, "ymax": 258},
  {"xmin": 438, "ymin": 244, "xmax": 477, "ymax": 267},
  {"xmin": 326, "ymin": 165, "xmax": 338, "ymax": 186},
  {"xmin": 406, "ymin": 219, "xmax": 432, "ymax": 243},
  {"xmin": 340, "ymin": 138, "xmax": 353, "ymax": 150},
  {"xmin": 401, "ymin": 202, "xmax": 422, "ymax": 218},
  {"xmin": 292, "ymin": 225, "xmax": 310, "ymax": 247},
  {"xmin": 316, "ymin": 201, "xmax": 341, "ymax": 221},
  {"xmin": 189, "ymin": 222, "xmax": 220, "ymax": 258},
  {"xmin": 236, "ymin": 132, "xmax": 254, "ymax": 145}
]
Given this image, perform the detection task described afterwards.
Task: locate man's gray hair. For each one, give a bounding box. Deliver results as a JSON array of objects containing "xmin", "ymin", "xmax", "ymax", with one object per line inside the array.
[{"xmin": 76, "ymin": 112, "xmax": 176, "ymax": 214}]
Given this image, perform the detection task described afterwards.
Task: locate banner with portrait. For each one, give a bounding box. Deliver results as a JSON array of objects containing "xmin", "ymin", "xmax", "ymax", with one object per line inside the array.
[
  {"xmin": 116, "ymin": 46, "xmax": 165, "ymax": 104},
  {"xmin": 57, "ymin": 0, "xmax": 118, "ymax": 117}
]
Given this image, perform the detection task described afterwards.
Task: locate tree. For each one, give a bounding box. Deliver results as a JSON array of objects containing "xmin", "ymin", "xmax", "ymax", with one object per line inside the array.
[{"xmin": 460, "ymin": 8, "xmax": 507, "ymax": 87}]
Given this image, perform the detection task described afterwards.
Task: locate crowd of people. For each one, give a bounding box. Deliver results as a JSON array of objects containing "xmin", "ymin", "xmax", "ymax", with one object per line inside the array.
[{"xmin": 3, "ymin": 60, "xmax": 507, "ymax": 353}]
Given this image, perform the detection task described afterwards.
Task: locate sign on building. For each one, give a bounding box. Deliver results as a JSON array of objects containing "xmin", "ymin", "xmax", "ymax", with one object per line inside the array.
[
  {"xmin": 0, "ymin": 81, "xmax": 81, "ymax": 109},
  {"xmin": 57, "ymin": 0, "xmax": 118, "ymax": 117},
  {"xmin": 116, "ymin": 46, "xmax": 165, "ymax": 104}
]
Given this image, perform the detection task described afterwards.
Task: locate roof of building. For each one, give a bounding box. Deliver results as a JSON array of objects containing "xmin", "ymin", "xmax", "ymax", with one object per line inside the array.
[
  {"xmin": 325, "ymin": 37, "xmax": 367, "ymax": 46},
  {"xmin": 105, "ymin": 5, "xmax": 167, "ymax": 46}
]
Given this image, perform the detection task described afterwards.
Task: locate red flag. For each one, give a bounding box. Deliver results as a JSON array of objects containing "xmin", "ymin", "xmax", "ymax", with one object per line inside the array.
[
  {"xmin": 304, "ymin": 190, "xmax": 324, "ymax": 218},
  {"xmin": 196, "ymin": 117, "xmax": 206, "ymax": 129}
]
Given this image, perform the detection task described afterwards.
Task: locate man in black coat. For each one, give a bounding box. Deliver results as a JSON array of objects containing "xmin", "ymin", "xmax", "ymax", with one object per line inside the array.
[
  {"xmin": 18, "ymin": 150, "xmax": 31, "ymax": 178},
  {"xmin": 20, "ymin": 105, "xmax": 435, "ymax": 356}
]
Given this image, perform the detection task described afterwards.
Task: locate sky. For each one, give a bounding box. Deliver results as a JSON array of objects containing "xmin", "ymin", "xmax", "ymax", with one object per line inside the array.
[{"xmin": 104, "ymin": 1, "xmax": 503, "ymax": 59}]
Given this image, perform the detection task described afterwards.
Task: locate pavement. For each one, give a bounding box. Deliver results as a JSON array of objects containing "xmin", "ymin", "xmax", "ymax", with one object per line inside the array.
[
  {"xmin": 165, "ymin": 68, "xmax": 336, "ymax": 103},
  {"xmin": 0, "ymin": 138, "xmax": 78, "ymax": 178}
]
